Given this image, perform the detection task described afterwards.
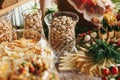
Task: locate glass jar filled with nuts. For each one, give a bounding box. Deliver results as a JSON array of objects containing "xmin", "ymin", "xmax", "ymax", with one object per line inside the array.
[
  {"xmin": 0, "ymin": 10, "xmax": 14, "ymax": 43},
  {"xmin": 23, "ymin": 8, "xmax": 44, "ymax": 35},
  {"xmin": 44, "ymin": 11, "xmax": 79, "ymax": 52}
]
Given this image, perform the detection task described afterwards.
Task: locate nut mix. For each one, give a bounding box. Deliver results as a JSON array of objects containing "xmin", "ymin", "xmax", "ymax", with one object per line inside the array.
[
  {"xmin": 49, "ymin": 16, "xmax": 76, "ymax": 51},
  {"xmin": 23, "ymin": 9, "xmax": 44, "ymax": 35},
  {"xmin": 0, "ymin": 18, "xmax": 13, "ymax": 43}
]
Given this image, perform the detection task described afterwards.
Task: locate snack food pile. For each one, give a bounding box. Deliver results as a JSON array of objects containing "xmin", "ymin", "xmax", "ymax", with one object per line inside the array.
[
  {"xmin": 50, "ymin": 15, "xmax": 76, "ymax": 51},
  {"xmin": 0, "ymin": 0, "xmax": 120, "ymax": 80},
  {"xmin": 59, "ymin": 10, "xmax": 120, "ymax": 80},
  {"xmin": 0, "ymin": 38, "xmax": 58, "ymax": 80}
]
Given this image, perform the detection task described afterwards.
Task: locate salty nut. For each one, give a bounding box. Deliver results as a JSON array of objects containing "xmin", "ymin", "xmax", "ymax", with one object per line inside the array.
[
  {"xmin": 50, "ymin": 16, "xmax": 75, "ymax": 51},
  {"xmin": 84, "ymin": 35, "xmax": 91, "ymax": 42},
  {"xmin": 90, "ymin": 32, "xmax": 97, "ymax": 38},
  {"xmin": 85, "ymin": 43, "xmax": 91, "ymax": 48},
  {"xmin": 24, "ymin": 10, "xmax": 43, "ymax": 34},
  {"xmin": 61, "ymin": 25, "xmax": 66, "ymax": 30},
  {"xmin": 0, "ymin": 19, "xmax": 12, "ymax": 43},
  {"xmin": 92, "ymin": 41, "xmax": 96, "ymax": 45}
]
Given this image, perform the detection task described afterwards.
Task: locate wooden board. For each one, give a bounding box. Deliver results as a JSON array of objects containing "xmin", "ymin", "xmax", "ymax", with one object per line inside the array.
[
  {"xmin": 0, "ymin": 0, "xmax": 31, "ymax": 16},
  {"xmin": 1, "ymin": 0, "xmax": 18, "ymax": 8}
]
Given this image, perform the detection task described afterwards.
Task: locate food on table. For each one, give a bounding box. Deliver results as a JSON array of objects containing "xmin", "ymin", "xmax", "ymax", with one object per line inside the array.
[
  {"xmin": 69, "ymin": 0, "xmax": 103, "ymax": 14},
  {"xmin": 67, "ymin": 0, "xmax": 115, "ymax": 25},
  {"xmin": 0, "ymin": 18, "xmax": 13, "ymax": 43},
  {"xmin": 23, "ymin": 9, "xmax": 44, "ymax": 35},
  {"xmin": 84, "ymin": 34, "xmax": 91, "ymax": 42},
  {"xmin": 116, "ymin": 12, "xmax": 120, "ymax": 21},
  {"xmin": 101, "ymin": 67, "xmax": 110, "ymax": 75},
  {"xmin": 98, "ymin": 28, "xmax": 107, "ymax": 41},
  {"xmin": 59, "ymin": 39, "xmax": 120, "ymax": 77},
  {"xmin": 0, "ymin": 38, "xmax": 59, "ymax": 80},
  {"xmin": 49, "ymin": 15, "xmax": 76, "ymax": 51},
  {"xmin": 101, "ymin": 13, "xmax": 115, "ymax": 29},
  {"xmin": 101, "ymin": 66, "xmax": 120, "ymax": 80},
  {"xmin": 97, "ymin": 12, "xmax": 120, "ymax": 40},
  {"xmin": 59, "ymin": 13, "xmax": 120, "ymax": 77},
  {"xmin": 76, "ymin": 30, "xmax": 97, "ymax": 47},
  {"xmin": 103, "ymin": 12, "xmax": 117, "ymax": 26},
  {"xmin": 90, "ymin": 31, "xmax": 97, "ymax": 38}
]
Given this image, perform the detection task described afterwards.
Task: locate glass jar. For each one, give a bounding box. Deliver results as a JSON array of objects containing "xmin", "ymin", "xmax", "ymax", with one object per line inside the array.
[
  {"xmin": 44, "ymin": 11, "xmax": 79, "ymax": 53},
  {"xmin": 0, "ymin": 10, "xmax": 14, "ymax": 42},
  {"xmin": 23, "ymin": 8, "xmax": 44, "ymax": 35},
  {"xmin": 0, "ymin": 29, "xmax": 59, "ymax": 80}
]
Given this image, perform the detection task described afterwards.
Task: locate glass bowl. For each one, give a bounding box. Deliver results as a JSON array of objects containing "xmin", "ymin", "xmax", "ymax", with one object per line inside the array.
[
  {"xmin": 0, "ymin": 29, "xmax": 41, "ymax": 43},
  {"xmin": 0, "ymin": 29, "xmax": 59, "ymax": 80}
]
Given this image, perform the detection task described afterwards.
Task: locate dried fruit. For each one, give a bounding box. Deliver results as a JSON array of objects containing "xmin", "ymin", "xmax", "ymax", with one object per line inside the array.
[
  {"xmin": 29, "ymin": 66, "xmax": 35, "ymax": 73},
  {"xmin": 19, "ymin": 67, "xmax": 26, "ymax": 73}
]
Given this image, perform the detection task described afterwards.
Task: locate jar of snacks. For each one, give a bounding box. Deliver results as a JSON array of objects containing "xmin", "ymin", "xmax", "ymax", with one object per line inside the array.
[
  {"xmin": 0, "ymin": 10, "xmax": 14, "ymax": 42},
  {"xmin": 44, "ymin": 11, "xmax": 79, "ymax": 52},
  {"xmin": 23, "ymin": 8, "xmax": 44, "ymax": 35}
]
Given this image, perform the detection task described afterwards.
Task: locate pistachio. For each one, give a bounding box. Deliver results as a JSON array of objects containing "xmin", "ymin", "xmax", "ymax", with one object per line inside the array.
[
  {"xmin": 23, "ymin": 9, "xmax": 44, "ymax": 38},
  {"xmin": 0, "ymin": 19, "xmax": 13, "ymax": 43},
  {"xmin": 49, "ymin": 16, "xmax": 75, "ymax": 51}
]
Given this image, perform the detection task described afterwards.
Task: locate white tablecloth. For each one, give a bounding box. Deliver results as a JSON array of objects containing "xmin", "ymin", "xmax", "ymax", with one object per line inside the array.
[{"xmin": 59, "ymin": 72, "xmax": 101, "ymax": 80}]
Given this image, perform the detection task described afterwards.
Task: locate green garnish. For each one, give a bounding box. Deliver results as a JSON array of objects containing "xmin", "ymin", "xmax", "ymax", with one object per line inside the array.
[
  {"xmin": 113, "ymin": 26, "xmax": 120, "ymax": 31},
  {"xmin": 100, "ymin": 28, "xmax": 107, "ymax": 34},
  {"xmin": 102, "ymin": 18, "xmax": 108, "ymax": 28},
  {"xmin": 22, "ymin": 61, "xmax": 26, "ymax": 66},
  {"xmin": 46, "ymin": 8, "xmax": 56, "ymax": 14},
  {"xmin": 32, "ymin": 2, "xmax": 38, "ymax": 9},
  {"xmin": 89, "ymin": 40, "xmax": 120, "ymax": 64},
  {"xmin": 108, "ymin": 26, "xmax": 113, "ymax": 32},
  {"xmin": 46, "ymin": 3, "xmax": 58, "ymax": 14}
]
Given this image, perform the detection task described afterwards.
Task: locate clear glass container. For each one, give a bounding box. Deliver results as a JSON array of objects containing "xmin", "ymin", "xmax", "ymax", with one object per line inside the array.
[
  {"xmin": 0, "ymin": 10, "xmax": 14, "ymax": 21},
  {"xmin": 0, "ymin": 10, "xmax": 14, "ymax": 40},
  {"xmin": 23, "ymin": 8, "xmax": 44, "ymax": 35},
  {"xmin": 44, "ymin": 11, "xmax": 79, "ymax": 53},
  {"xmin": 56, "ymin": 42, "xmax": 100, "ymax": 80},
  {"xmin": 0, "ymin": 29, "xmax": 59, "ymax": 80}
]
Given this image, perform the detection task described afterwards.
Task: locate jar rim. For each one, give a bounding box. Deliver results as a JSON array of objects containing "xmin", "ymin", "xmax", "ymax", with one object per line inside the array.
[
  {"xmin": 0, "ymin": 10, "xmax": 14, "ymax": 21},
  {"xmin": 22, "ymin": 8, "xmax": 41, "ymax": 15},
  {"xmin": 44, "ymin": 11, "xmax": 79, "ymax": 25}
]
